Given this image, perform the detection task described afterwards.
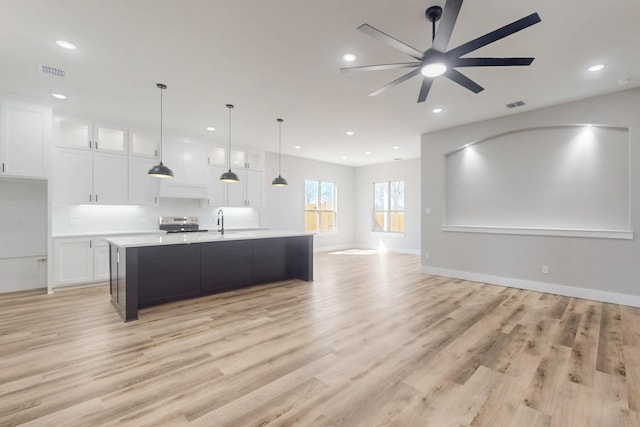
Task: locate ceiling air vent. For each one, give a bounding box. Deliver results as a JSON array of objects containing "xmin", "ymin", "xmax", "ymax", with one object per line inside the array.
[
  {"xmin": 506, "ymin": 100, "xmax": 526, "ymax": 109},
  {"xmin": 38, "ymin": 64, "xmax": 66, "ymax": 78}
]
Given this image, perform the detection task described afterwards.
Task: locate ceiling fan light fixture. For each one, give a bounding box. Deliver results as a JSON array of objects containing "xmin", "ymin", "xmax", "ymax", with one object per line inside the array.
[{"xmin": 421, "ymin": 62, "xmax": 447, "ymax": 77}]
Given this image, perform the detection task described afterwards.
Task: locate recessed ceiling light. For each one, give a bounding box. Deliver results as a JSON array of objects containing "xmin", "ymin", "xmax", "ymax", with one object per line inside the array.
[
  {"xmin": 432, "ymin": 108, "xmax": 443, "ymax": 113},
  {"xmin": 588, "ymin": 64, "xmax": 605, "ymax": 72},
  {"xmin": 393, "ymin": 146, "xmax": 399, "ymax": 150},
  {"xmin": 56, "ymin": 40, "xmax": 77, "ymax": 50},
  {"xmin": 365, "ymin": 151, "xmax": 371, "ymax": 155},
  {"xmin": 206, "ymin": 127, "xmax": 215, "ymax": 132},
  {"xmin": 294, "ymin": 145, "xmax": 301, "ymax": 149},
  {"xmin": 341, "ymin": 156, "xmax": 347, "ymax": 160},
  {"xmin": 346, "ymin": 131, "xmax": 354, "ymax": 136},
  {"xmin": 342, "ymin": 53, "xmax": 357, "ymax": 62},
  {"xmin": 52, "ymin": 93, "xmax": 67, "ymax": 99}
]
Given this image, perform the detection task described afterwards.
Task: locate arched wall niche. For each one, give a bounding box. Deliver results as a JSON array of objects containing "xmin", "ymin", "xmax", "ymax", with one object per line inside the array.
[{"xmin": 443, "ymin": 125, "xmax": 631, "ymax": 238}]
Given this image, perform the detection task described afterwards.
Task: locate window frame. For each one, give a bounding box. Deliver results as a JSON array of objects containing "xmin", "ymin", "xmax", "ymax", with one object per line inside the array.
[
  {"xmin": 304, "ymin": 179, "xmax": 337, "ymax": 234},
  {"xmin": 372, "ymin": 180, "xmax": 405, "ymax": 234}
]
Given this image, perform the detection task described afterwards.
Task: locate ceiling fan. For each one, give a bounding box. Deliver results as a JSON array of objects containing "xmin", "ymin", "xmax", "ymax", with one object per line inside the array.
[{"xmin": 341, "ymin": 0, "xmax": 541, "ymax": 103}]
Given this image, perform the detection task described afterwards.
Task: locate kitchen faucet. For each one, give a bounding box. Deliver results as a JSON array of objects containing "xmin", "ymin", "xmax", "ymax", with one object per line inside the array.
[{"xmin": 217, "ymin": 209, "xmax": 224, "ymax": 234}]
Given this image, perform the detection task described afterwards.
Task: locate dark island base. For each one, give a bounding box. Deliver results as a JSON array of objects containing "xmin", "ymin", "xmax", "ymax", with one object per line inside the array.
[{"xmin": 109, "ymin": 235, "xmax": 313, "ymax": 322}]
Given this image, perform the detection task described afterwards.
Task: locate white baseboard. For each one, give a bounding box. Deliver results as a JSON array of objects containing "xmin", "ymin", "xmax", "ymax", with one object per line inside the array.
[
  {"xmin": 354, "ymin": 243, "xmax": 420, "ymax": 256},
  {"xmin": 421, "ymin": 265, "xmax": 640, "ymax": 308}
]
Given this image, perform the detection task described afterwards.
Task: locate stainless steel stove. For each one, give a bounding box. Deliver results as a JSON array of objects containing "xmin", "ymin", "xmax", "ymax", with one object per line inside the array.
[{"xmin": 159, "ymin": 216, "xmax": 207, "ymax": 233}]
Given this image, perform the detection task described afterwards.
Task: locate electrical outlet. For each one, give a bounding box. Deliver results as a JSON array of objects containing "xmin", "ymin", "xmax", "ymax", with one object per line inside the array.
[
  {"xmin": 424, "ymin": 252, "xmax": 430, "ymax": 260},
  {"xmin": 37, "ymin": 258, "xmax": 47, "ymax": 267},
  {"xmin": 542, "ymin": 265, "xmax": 549, "ymax": 274},
  {"xmin": 425, "ymin": 208, "xmax": 432, "ymax": 215}
]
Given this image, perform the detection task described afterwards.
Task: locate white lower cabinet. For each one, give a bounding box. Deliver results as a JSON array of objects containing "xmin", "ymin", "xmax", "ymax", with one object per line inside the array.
[
  {"xmin": 53, "ymin": 237, "xmax": 111, "ymax": 287},
  {"xmin": 92, "ymin": 239, "xmax": 111, "ymax": 281}
]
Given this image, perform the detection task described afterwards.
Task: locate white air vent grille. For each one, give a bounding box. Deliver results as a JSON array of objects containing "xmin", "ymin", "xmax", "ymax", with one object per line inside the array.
[
  {"xmin": 506, "ymin": 100, "xmax": 526, "ymax": 109},
  {"xmin": 39, "ymin": 64, "xmax": 66, "ymax": 78}
]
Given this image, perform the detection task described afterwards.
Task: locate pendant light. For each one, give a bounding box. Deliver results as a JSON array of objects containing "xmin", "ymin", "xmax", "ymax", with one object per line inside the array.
[
  {"xmin": 147, "ymin": 83, "xmax": 174, "ymax": 178},
  {"xmin": 271, "ymin": 118, "xmax": 288, "ymax": 186},
  {"xmin": 220, "ymin": 104, "xmax": 240, "ymax": 183}
]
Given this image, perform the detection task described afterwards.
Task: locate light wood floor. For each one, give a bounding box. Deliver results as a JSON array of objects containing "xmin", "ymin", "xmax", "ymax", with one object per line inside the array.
[{"xmin": 1, "ymin": 251, "xmax": 639, "ymax": 427}]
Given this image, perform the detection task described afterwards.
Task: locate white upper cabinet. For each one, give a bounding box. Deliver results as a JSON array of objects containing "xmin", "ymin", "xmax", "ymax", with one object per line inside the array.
[
  {"xmin": 0, "ymin": 100, "xmax": 51, "ymax": 179},
  {"xmin": 93, "ymin": 152, "xmax": 128, "ymax": 204},
  {"xmin": 55, "ymin": 116, "xmax": 127, "ymax": 154},
  {"xmin": 52, "ymin": 148, "xmax": 128, "ymax": 205},
  {"xmin": 129, "ymin": 126, "xmax": 159, "ymax": 158},
  {"xmin": 206, "ymin": 141, "xmax": 226, "ymax": 167},
  {"xmin": 52, "ymin": 148, "xmax": 93, "ymax": 204},
  {"xmin": 246, "ymin": 150, "xmax": 264, "ymax": 171},
  {"xmin": 158, "ymin": 137, "xmax": 207, "ymax": 199},
  {"xmin": 128, "ymin": 156, "xmax": 159, "ymax": 206}
]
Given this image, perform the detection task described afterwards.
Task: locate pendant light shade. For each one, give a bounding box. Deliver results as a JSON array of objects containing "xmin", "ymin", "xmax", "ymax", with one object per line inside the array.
[
  {"xmin": 271, "ymin": 118, "xmax": 288, "ymax": 187},
  {"xmin": 148, "ymin": 83, "xmax": 174, "ymax": 178},
  {"xmin": 220, "ymin": 104, "xmax": 240, "ymax": 183}
]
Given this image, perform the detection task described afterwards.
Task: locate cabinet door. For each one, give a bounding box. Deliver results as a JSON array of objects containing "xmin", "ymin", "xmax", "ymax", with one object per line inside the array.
[
  {"xmin": 94, "ymin": 123, "xmax": 127, "ymax": 153},
  {"xmin": 206, "ymin": 141, "xmax": 226, "ymax": 167},
  {"xmin": 226, "ymin": 170, "xmax": 246, "ymax": 206},
  {"xmin": 93, "ymin": 239, "xmax": 111, "ymax": 281},
  {"xmin": 201, "ymin": 240, "xmax": 253, "ymax": 292},
  {"xmin": 246, "ymin": 170, "xmax": 263, "ymax": 207},
  {"xmin": 129, "ymin": 157, "xmax": 159, "ymax": 206},
  {"xmin": 182, "ymin": 141, "xmax": 207, "ymax": 186},
  {"xmin": 129, "ymin": 127, "xmax": 158, "ymax": 158},
  {"xmin": 246, "ymin": 151, "xmax": 264, "ymax": 171},
  {"xmin": 205, "ymin": 165, "xmax": 227, "ymax": 207},
  {"xmin": 1, "ymin": 102, "xmax": 51, "ymax": 178},
  {"xmin": 230, "ymin": 149, "xmax": 246, "ymax": 169},
  {"xmin": 54, "ymin": 116, "xmax": 91, "ymax": 149},
  {"xmin": 52, "ymin": 148, "xmax": 93, "ymax": 205},
  {"xmin": 53, "ymin": 237, "xmax": 93, "ymax": 286},
  {"xmin": 93, "ymin": 152, "xmax": 128, "ymax": 204}
]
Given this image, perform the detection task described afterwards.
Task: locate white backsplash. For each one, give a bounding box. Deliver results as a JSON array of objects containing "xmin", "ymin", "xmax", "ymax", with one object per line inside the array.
[{"xmin": 52, "ymin": 199, "xmax": 260, "ymax": 235}]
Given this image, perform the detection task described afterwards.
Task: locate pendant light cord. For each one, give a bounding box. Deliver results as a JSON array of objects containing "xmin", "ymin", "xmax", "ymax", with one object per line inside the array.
[
  {"xmin": 277, "ymin": 118, "xmax": 283, "ymax": 175},
  {"xmin": 157, "ymin": 83, "xmax": 167, "ymax": 164},
  {"xmin": 226, "ymin": 104, "xmax": 234, "ymax": 170}
]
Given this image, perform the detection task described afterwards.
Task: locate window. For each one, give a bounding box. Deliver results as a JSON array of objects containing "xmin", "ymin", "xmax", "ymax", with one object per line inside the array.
[
  {"xmin": 373, "ymin": 180, "xmax": 405, "ymax": 232},
  {"xmin": 305, "ymin": 180, "xmax": 336, "ymax": 233}
]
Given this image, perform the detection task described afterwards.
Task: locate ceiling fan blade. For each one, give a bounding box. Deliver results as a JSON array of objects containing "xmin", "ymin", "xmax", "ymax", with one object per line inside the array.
[
  {"xmin": 369, "ymin": 68, "xmax": 422, "ymax": 97},
  {"xmin": 432, "ymin": 0, "xmax": 463, "ymax": 52},
  {"xmin": 446, "ymin": 13, "xmax": 541, "ymax": 58},
  {"xmin": 340, "ymin": 62, "xmax": 421, "ymax": 73},
  {"xmin": 449, "ymin": 57, "xmax": 535, "ymax": 67},
  {"xmin": 358, "ymin": 24, "xmax": 424, "ymax": 60},
  {"xmin": 417, "ymin": 78, "xmax": 434, "ymax": 103},
  {"xmin": 445, "ymin": 68, "xmax": 484, "ymax": 93}
]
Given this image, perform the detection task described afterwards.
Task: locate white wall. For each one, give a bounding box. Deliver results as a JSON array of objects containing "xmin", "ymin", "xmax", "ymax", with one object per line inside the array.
[
  {"xmin": 0, "ymin": 179, "xmax": 48, "ymax": 291},
  {"xmin": 421, "ymin": 88, "xmax": 640, "ymax": 306},
  {"xmin": 354, "ymin": 158, "xmax": 421, "ymax": 254},
  {"xmin": 262, "ymin": 152, "xmax": 355, "ymax": 251}
]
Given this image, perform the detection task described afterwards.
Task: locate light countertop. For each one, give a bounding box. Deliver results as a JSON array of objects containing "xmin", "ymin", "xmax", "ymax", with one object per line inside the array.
[{"xmin": 106, "ymin": 230, "xmax": 313, "ymax": 248}]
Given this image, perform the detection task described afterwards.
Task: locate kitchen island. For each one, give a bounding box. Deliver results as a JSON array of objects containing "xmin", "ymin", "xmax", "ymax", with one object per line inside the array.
[{"xmin": 106, "ymin": 231, "xmax": 313, "ymax": 321}]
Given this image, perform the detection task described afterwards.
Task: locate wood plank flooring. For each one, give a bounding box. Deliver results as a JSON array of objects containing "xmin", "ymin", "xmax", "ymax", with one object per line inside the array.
[{"xmin": 1, "ymin": 250, "xmax": 639, "ymax": 426}]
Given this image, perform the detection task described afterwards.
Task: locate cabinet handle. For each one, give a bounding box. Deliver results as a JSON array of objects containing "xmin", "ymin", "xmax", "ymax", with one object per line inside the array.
[
  {"xmin": 155, "ymin": 150, "xmax": 158, "ymax": 157},
  {"xmin": 155, "ymin": 197, "xmax": 158, "ymax": 204},
  {"xmin": 89, "ymin": 194, "xmax": 92, "ymax": 202},
  {"xmin": 95, "ymin": 141, "xmax": 99, "ymax": 150},
  {"xmin": 95, "ymin": 194, "xmax": 98, "ymax": 202},
  {"xmin": 207, "ymin": 157, "xmax": 210, "ymax": 164},
  {"xmin": 1, "ymin": 163, "xmax": 4, "ymax": 173},
  {"xmin": 89, "ymin": 240, "xmax": 92, "ymax": 249}
]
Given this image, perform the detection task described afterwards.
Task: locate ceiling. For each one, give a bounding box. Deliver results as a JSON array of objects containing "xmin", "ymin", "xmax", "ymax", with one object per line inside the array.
[{"xmin": 1, "ymin": 0, "xmax": 639, "ymax": 167}]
